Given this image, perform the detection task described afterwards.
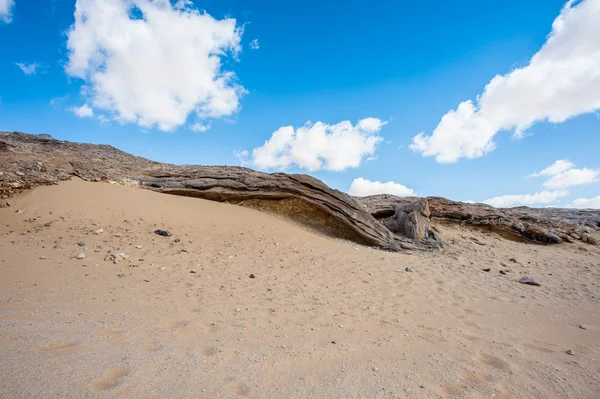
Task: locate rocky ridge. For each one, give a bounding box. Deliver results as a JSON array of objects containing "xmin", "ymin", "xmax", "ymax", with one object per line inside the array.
[{"xmin": 1, "ymin": 132, "xmax": 598, "ymax": 250}]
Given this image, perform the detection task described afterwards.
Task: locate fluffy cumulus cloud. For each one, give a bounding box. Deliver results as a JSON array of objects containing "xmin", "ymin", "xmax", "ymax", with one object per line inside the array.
[
  {"xmin": 543, "ymin": 167, "xmax": 598, "ymax": 189},
  {"xmin": 527, "ymin": 159, "xmax": 575, "ymax": 177},
  {"xmin": 348, "ymin": 178, "xmax": 416, "ymax": 197},
  {"xmin": 72, "ymin": 104, "xmax": 95, "ymax": 118},
  {"xmin": 65, "ymin": 0, "xmax": 245, "ymax": 131},
  {"xmin": 190, "ymin": 122, "xmax": 211, "ymax": 132},
  {"xmin": 411, "ymin": 0, "xmax": 600, "ymax": 163},
  {"xmin": 571, "ymin": 195, "xmax": 600, "ymax": 209},
  {"xmin": 485, "ymin": 159, "xmax": 599, "ymax": 207},
  {"xmin": 527, "ymin": 159, "xmax": 598, "ymax": 188},
  {"xmin": 484, "ymin": 190, "xmax": 569, "ymax": 208},
  {"xmin": 15, "ymin": 62, "xmax": 41, "ymax": 75},
  {"xmin": 0, "ymin": 0, "xmax": 14, "ymax": 23},
  {"xmin": 249, "ymin": 118, "xmax": 386, "ymax": 172}
]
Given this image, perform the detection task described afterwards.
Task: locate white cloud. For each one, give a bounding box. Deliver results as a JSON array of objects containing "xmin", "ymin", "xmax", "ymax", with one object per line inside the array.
[
  {"xmin": 249, "ymin": 118, "xmax": 386, "ymax": 172},
  {"xmin": 570, "ymin": 195, "xmax": 600, "ymax": 209},
  {"xmin": 190, "ymin": 122, "xmax": 211, "ymax": 132},
  {"xmin": 233, "ymin": 149, "xmax": 249, "ymax": 165},
  {"xmin": 233, "ymin": 149, "xmax": 248, "ymax": 158},
  {"xmin": 65, "ymin": 0, "xmax": 245, "ymax": 132},
  {"xmin": 543, "ymin": 167, "xmax": 598, "ymax": 189},
  {"xmin": 410, "ymin": 0, "xmax": 600, "ymax": 163},
  {"xmin": 0, "ymin": 0, "xmax": 14, "ymax": 23},
  {"xmin": 249, "ymin": 38, "xmax": 259, "ymax": 50},
  {"xmin": 72, "ymin": 104, "xmax": 94, "ymax": 118},
  {"xmin": 483, "ymin": 190, "xmax": 569, "ymax": 208},
  {"xmin": 348, "ymin": 177, "xmax": 416, "ymax": 197},
  {"xmin": 15, "ymin": 63, "xmax": 41, "ymax": 75},
  {"xmin": 527, "ymin": 159, "xmax": 574, "ymax": 177}
]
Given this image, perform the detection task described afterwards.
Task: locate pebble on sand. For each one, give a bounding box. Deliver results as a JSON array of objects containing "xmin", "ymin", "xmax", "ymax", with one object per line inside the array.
[
  {"xmin": 75, "ymin": 253, "xmax": 86, "ymax": 259},
  {"xmin": 77, "ymin": 241, "xmax": 85, "ymax": 247},
  {"xmin": 579, "ymin": 324, "xmax": 588, "ymax": 330},
  {"xmin": 154, "ymin": 229, "xmax": 172, "ymax": 237},
  {"xmin": 405, "ymin": 267, "xmax": 413, "ymax": 272},
  {"xmin": 93, "ymin": 228, "xmax": 104, "ymax": 235},
  {"xmin": 566, "ymin": 349, "xmax": 575, "ymax": 356},
  {"xmin": 519, "ymin": 276, "xmax": 541, "ymax": 286}
]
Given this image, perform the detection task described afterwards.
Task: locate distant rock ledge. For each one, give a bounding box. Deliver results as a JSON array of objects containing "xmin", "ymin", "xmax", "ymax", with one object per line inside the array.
[{"xmin": 1, "ymin": 132, "xmax": 598, "ymax": 250}]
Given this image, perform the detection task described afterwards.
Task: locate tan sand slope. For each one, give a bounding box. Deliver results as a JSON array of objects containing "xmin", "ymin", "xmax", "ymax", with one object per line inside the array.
[{"xmin": 0, "ymin": 179, "xmax": 599, "ymax": 398}]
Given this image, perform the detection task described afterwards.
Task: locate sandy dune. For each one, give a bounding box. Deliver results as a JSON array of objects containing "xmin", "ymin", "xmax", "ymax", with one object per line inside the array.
[{"xmin": 1, "ymin": 179, "xmax": 599, "ymax": 398}]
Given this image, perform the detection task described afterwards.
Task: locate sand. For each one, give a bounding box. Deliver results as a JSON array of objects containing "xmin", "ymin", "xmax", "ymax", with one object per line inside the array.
[{"xmin": 0, "ymin": 179, "xmax": 599, "ymax": 398}]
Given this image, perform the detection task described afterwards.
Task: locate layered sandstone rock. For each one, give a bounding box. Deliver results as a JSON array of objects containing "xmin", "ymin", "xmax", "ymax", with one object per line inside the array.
[
  {"xmin": 0, "ymin": 132, "xmax": 436, "ymax": 251},
  {"xmin": 2, "ymin": 132, "xmax": 598, "ymax": 250}
]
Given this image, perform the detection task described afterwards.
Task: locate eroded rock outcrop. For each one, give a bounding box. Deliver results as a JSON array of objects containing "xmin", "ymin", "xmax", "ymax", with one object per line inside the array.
[
  {"xmin": 2, "ymin": 132, "xmax": 597, "ymax": 250},
  {"xmin": 355, "ymin": 194, "xmax": 600, "ymax": 246},
  {"xmin": 379, "ymin": 199, "xmax": 441, "ymax": 245},
  {"xmin": 0, "ymin": 132, "xmax": 437, "ymax": 252}
]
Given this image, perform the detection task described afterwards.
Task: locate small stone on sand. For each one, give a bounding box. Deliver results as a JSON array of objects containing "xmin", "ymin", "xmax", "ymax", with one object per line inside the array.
[{"xmin": 519, "ymin": 277, "xmax": 540, "ymax": 286}]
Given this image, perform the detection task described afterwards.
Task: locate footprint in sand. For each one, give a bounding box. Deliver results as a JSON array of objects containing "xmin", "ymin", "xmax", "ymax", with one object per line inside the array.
[
  {"xmin": 195, "ymin": 346, "xmax": 216, "ymax": 356},
  {"xmin": 439, "ymin": 386, "xmax": 462, "ymax": 397},
  {"xmin": 457, "ymin": 370, "xmax": 492, "ymax": 382},
  {"xmin": 220, "ymin": 376, "xmax": 249, "ymax": 396},
  {"xmin": 227, "ymin": 382, "xmax": 249, "ymax": 396},
  {"xmin": 157, "ymin": 317, "xmax": 189, "ymax": 330},
  {"xmin": 141, "ymin": 341, "xmax": 163, "ymax": 352},
  {"xmin": 475, "ymin": 353, "xmax": 511, "ymax": 370},
  {"xmin": 91, "ymin": 369, "xmax": 129, "ymax": 390},
  {"xmin": 37, "ymin": 341, "xmax": 79, "ymax": 351}
]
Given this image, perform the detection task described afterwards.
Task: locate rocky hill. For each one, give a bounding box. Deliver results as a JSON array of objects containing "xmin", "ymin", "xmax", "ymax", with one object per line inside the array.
[{"xmin": 1, "ymin": 132, "xmax": 598, "ymax": 250}]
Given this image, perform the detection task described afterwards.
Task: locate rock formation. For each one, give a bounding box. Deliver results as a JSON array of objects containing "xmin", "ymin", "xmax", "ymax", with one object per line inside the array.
[
  {"xmin": 0, "ymin": 132, "xmax": 436, "ymax": 251},
  {"xmin": 1, "ymin": 132, "xmax": 598, "ymax": 250},
  {"xmin": 355, "ymin": 194, "xmax": 599, "ymax": 246}
]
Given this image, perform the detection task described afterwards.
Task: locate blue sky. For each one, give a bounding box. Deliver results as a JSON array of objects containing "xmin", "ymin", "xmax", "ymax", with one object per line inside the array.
[{"xmin": 1, "ymin": 0, "xmax": 599, "ymax": 208}]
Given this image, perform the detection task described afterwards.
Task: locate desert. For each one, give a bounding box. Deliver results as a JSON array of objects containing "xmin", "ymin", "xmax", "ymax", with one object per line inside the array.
[
  {"xmin": 0, "ymin": 133, "xmax": 599, "ymax": 398},
  {"xmin": 2, "ymin": 1, "xmax": 600, "ymax": 397}
]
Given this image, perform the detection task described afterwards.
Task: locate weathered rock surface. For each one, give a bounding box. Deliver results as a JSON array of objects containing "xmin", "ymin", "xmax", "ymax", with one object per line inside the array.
[
  {"xmin": 2, "ymin": 132, "xmax": 598, "ymax": 250},
  {"xmin": 0, "ymin": 132, "xmax": 435, "ymax": 251},
  {"xmin": 356, "ymin": 194, "xmax": 600, "ymax": 246}
]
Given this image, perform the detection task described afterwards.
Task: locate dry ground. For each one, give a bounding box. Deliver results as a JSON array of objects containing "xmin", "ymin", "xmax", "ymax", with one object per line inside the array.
[{"xmin": 0, "ymin": 179, "xmax": 599, "ymax": 398}]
